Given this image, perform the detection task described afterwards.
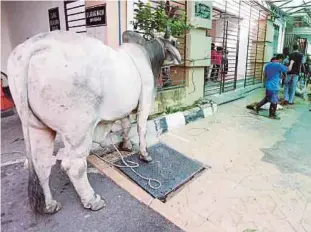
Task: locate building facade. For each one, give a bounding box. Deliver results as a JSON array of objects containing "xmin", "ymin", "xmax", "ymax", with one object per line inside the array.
[{"xmin": 1, "ymin": 0, "xmax": 290, "ymax": 115}]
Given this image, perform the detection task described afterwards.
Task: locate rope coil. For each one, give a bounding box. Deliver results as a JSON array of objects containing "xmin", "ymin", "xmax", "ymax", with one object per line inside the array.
[{"xmin": 92, "ymin": 136, "xmax": 162, "ymax": 190}]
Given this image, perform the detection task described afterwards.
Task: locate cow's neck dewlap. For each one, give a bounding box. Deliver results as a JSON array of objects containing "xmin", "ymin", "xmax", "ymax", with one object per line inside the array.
[{"xmin": 144, "ymin": 39, "xmax": 165, "ymax": 80}]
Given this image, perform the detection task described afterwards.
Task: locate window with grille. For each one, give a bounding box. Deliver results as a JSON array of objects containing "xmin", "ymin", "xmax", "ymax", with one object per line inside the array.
[
  {"xmin": 64, "ymin": 0, "xmax": 86, "ymax": 34},
  {"xmin": 131, "ymin": 0, "xmax": 187, "ymax": 90}
]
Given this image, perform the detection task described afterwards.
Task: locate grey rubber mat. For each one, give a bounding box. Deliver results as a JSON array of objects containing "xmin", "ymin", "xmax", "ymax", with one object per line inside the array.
[{"xmin": 114, "ymin": 142, "xmax": 207, "ymax": 202}]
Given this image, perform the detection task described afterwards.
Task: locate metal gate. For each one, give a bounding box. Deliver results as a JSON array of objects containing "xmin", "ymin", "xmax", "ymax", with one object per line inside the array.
[
  {"xmin": 204, "ymin": 0, "xmax": 241, "ymax": 96},
  {"xmin": 64, "ymin": 0, "xmax": 87, "ymax": 34},
  {"xmin": 283, "ymin": 34, "xmax": 308, "ymax": 54},
  {"xmin": 204, "ymin": 0, "xmax": 269, "ymax": 96},
  {"xmin": 244, "ymin": 5, "xmax": 268, "ymax": 87}
]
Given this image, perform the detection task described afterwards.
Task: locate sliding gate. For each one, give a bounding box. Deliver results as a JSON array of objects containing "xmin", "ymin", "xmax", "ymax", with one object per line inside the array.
[
  {"xmin": 204, "ymin": 0, "xmax": 241, "ymax": 96},
  {"xmin": 244, "ymin": 5, "xmax": 268, "ymax": 87},
  {"xmin": 204, "ymin": 0, "xmax": 268, "ymax": 97}
]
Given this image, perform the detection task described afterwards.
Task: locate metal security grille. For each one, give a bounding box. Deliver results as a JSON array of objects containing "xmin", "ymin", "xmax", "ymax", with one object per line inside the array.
[
  {"xmin": 132, "ymin": 0, "xmax": 187, "ymax": 91},
  {"xmin": 64, "ymin": 0, "xmax": 86, "ymax": 34},
  {"xmin": 283, "ymin": 34, "xmax": 299, "ymax": 53},
  {"xmin": 204, "ymin": 0, "xmax": 269, "ymax": 97},
  {"xmin": 283, "ymin": 34, "xmax": 309, "ymax": 54},
  {"xmin": 244, "ymin": 6, "xmax": 268, "ymax": 87},
  {"xmin": 297, "ymin": 38, "xmax": 307, "ymax": 54},
  {"xmin": 204, "ymin": 0, "xmax": 242, "ymax": 96}
]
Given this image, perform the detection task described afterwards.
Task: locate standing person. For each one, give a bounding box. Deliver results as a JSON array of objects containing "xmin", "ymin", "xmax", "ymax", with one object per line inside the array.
[
  {"xmin": 211, "ymin": 47, "xmax": 223, "ymax": 81},
  {"xmin": 223, "ymin": 49, "xmax": 229, "ymax": 75},
  {"xmin": 210, "ymin": 43, "xmax": 217, "ymax": 81},
  {"xmin": 305, "ymin": 56, "xmax": 311, "ymax": 87},
  {"xmin": 282, "ymin": 47, "xmax": 290, "ymax": 66},
  {"xmin": 283, "ymin": 44, "xmax": 303, "ymax": 105},
  {"xmin": 206, "ymin": 43, "xmax": 216, "ymax": 81},
  {"xmin": 254, "ymin": 54, "xmax": 288, "ymax": 119},
  {"xmin": 281, "ymin": 47, "xmax": 290, "ymax": 88}
]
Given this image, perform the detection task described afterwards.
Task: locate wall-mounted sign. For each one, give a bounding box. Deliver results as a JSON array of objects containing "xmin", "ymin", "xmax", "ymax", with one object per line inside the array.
[
  {"xmin": 48, "ymin": 7, "xmax": 61, "ymax": 31},
  {"xmin": 86, "ymin": 5, "xmax": 106, "ymax": 27},
  {"xmin": 195, "ymin": 2, "xmax": 211, "ymax": 20}
]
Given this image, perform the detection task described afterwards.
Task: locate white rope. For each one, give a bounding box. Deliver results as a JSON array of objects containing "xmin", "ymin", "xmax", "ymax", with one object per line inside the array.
[{"xmin": 92, "ymin": 136, "xmax": 162, "ymax": 190}]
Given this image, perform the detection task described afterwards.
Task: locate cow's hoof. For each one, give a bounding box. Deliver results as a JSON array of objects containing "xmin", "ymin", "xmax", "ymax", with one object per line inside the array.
[
  {"xmin": 44, "ymin": 200, "xmax": 62, "ymax": 214},
  {"xmin": 120, "ymin": 141, "xmax": 133, "ymax": 152},
  {"xmin": 84, "ymin": 194, "xmax": 106, "ymax": 211},
  {"xmin": 139, "ymin": 155, "xmax": 152, "ymax": 163}
]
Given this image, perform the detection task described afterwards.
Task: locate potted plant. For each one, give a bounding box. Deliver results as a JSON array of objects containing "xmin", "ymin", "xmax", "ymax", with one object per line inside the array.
[{"xmin": 133, "ymin": 1, "xmax": 192, "ymax": 88}]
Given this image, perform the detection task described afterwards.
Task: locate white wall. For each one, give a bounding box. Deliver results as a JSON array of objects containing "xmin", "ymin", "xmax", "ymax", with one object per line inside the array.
[
  {"xmin": 4, "ymin": 1, "xmax": 66, "ymax": 49},
  {"xmin": 126, "ymin": 0, "xmax": 134, "ymax": 31},
  {"xmin": 307, "ymin": 41, "xmax": 311, "ymax": 55},
  {"xmin": 237, "ymin": 20, "xmax": 249, "ymax": 80},
  {"xmin": 274, "ymin": 18, "xmax": 286, "ymax": 53},
  {"xmin": 1, "ymin": 1, "xmax": 66, "ymax": 74},
  {"xmin": 1, "ymin": 2, "xmax": 13, "ymax": 74}
]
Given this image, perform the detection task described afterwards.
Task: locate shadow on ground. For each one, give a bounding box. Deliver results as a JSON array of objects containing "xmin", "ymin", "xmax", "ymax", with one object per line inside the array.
[
  {"xmin": 1, "ymin": 162, "xmax": 182, "ymax": 232},
  {"xmin": 261, "ymin": 106, "xmax": 311, "ymax": 176}
]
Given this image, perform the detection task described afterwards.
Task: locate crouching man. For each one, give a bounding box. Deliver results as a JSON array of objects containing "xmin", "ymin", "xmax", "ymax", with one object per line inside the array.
[{"xmin": 254, "ymin": 54, "xmax": 290, "ymax": 119}]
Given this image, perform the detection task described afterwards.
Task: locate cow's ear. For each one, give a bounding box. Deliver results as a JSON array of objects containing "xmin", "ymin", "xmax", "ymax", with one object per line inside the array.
[{"xmin": 122, "ymin": 31, "xmax": 146, "ymax": 46}]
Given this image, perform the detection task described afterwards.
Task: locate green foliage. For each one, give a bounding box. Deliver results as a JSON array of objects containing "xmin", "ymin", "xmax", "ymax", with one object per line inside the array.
[{"xmin": 133, "ymin": 1, "xmax": 192, "ymax": 39}]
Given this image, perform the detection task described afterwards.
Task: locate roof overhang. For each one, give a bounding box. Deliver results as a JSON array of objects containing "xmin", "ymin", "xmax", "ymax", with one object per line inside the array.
[{"xmin": 266, "ymin": 0, "xmax": 311, "ymax": 26}]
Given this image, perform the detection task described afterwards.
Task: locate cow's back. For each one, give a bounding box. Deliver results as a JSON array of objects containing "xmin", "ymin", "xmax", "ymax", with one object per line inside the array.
[{"xmin": 9, "ymin": 31, "xmax": 142, "ymax": 133}]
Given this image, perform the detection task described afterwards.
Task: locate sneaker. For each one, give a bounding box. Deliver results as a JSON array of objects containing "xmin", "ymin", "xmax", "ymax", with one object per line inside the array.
[{"xmin": 288, "ymin": 102, "xmax": 295, "ymax": 105}]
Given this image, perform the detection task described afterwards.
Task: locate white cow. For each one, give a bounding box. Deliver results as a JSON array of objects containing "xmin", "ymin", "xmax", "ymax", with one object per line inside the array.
[{"xmin": 7, "ymin": 30, "xmax": 181, "ymax": 214}]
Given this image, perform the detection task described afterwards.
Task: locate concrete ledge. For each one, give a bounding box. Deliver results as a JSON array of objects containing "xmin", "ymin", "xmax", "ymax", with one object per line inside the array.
[
  {"xmin": 95, "ymin": 102, "xmax": 218, "ymax": 149},
  {"xmin": 206, "ymin": 83, "xmax": 263, "ymax": 105},
  {"xmin": 130, "ymin": 102, "xmax": 216, "ymax": 136}
]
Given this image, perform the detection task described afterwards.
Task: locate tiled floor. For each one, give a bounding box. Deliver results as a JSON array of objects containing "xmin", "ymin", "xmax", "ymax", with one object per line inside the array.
[{"xmin": 90, "ymin": 89, "xmax": 311, "ymax": 232}]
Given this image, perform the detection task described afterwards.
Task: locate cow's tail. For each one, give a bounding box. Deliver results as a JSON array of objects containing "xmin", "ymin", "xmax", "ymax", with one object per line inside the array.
[{"xmin": 7, "ymin": 38, "xmax": 50, "ymax": 214}]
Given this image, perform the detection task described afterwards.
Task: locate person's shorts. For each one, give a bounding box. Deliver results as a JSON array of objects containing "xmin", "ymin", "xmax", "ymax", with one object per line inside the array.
[{"xmin": 266, "ymin": 90, "xmax": 279, "ymax": 104}]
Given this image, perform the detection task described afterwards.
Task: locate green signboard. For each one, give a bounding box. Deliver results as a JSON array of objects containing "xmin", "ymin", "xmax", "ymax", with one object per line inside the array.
[{"xmin": 195, "ymin": 2, "xmax": 211, "ymax": 20}]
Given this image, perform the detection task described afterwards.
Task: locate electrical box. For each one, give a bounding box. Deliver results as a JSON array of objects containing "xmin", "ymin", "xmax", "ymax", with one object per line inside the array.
[
  {"xmin": 186, "ymin": 29, "xmax": 211, "ymax": 67},
  {"xmin": 187, "ymin": 1, "xmax": 213, "ymax": 29}
]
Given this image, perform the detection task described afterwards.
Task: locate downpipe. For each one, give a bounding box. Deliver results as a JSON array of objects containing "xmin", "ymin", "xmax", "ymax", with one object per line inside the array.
[{"xmin": 118, "ymin": 0, "xmax": 122, "ymax": 45}]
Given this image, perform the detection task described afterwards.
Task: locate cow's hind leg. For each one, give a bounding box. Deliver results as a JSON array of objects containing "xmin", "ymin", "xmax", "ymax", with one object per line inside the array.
[
  {"xmin": 120, "ymin": 117, "xmax": 133, "ymax": 151},
  {"xmin": 61, "ymin": 132, "xmax": 105, "ymax": 211},
  {"xmin": 28, "ymin": 124, "xmax": 60, "ymax": 214}
]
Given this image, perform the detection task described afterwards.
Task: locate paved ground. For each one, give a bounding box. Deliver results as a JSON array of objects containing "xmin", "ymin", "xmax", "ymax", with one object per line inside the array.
[
  {"xmin": 153, "ymin": 89, "xmax": 311, "ymax": 232},
  {"xmin": 2, "ymin": 88, "xmax": 311, "ymax": 232},
  {"xmin": 1, "ymin": 161, "xmax": 182, "ymax": 232},
  {"xmin": 1, "ymin": 117, "xmax": 182, "ymax": 232}
]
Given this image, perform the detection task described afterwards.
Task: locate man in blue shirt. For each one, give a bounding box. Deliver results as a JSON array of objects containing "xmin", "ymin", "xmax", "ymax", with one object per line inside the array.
[{"xmin": 254, "ymin": 54, "xmax": 288, "ymax": 119}]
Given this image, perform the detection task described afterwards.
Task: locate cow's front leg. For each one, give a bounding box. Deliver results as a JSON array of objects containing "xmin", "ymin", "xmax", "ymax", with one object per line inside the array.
[
  {"xmin": 120, "ymin": 117, "xmax": 133, "ymax": 151},
  {"xmin": 137, "ymin": 91, "xmax": 153, "ymax": 163}
]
